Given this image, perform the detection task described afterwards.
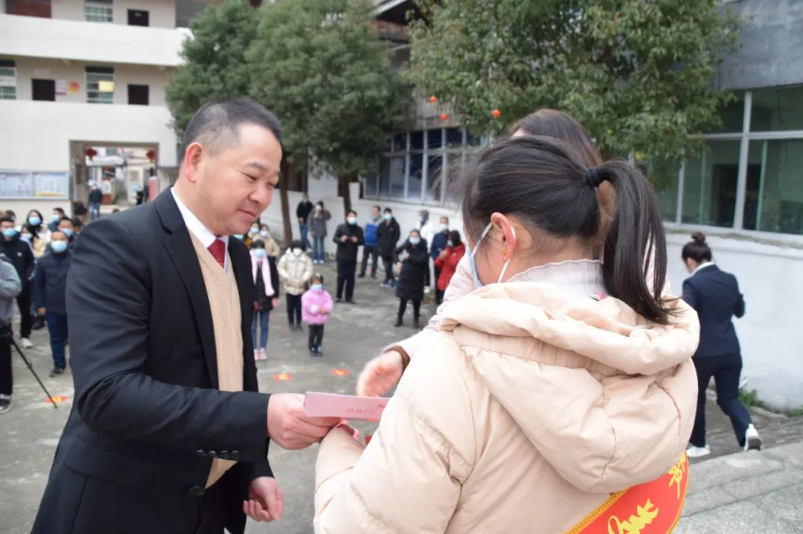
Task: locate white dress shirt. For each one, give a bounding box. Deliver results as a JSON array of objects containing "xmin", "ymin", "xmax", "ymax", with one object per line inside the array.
[{"xmin": 171, "ymin": 187, "xmax": 229, "ymax": 271}]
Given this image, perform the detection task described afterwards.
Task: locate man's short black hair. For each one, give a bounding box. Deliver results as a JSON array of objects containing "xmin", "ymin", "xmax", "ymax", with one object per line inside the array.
[
  {"xmin": 0, "ymin": 216, "xmax": 14, "ymax": 225},
  {"xmin": 181, "ymin": 98, "xmax": 283, "ymax": 161},
  {"xmin": 54, "ymin": 207, "xmax": 65, "ymax": 215},
  {"xmin": 59, "ymin": 216, "xmax": 74, "ymax": 226}
]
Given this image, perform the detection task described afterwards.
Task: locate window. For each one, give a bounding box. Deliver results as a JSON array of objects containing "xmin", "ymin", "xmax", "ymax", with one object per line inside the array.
[
  {"xmin": 85, "ymin": 0, "xmax": 112, "ymax": 22},
  {"xmin": 128, "ymin": 84, "xmax": 149, "ymax": 106},
  {"xmin": 5, "ymin": 0, "xmax": 51, "ymax": 18},
  {"xmin": 367, "ymin": 127, "xmax": 482, "ymax": 205},
  {"xmin": 711, "ymin": 91, "xmax": 745, "ymax": 133},
  {"xmin": 751, "ymin": 86, "xmax": 803, "ymax": 132},
  {"xmin": 0, "ymin": 60, "xmax": 16, "ymax": 100},
  {"xmin": 745, "ymin": 139, "xmax": 803, "ymax": 235},
  {"xmin": 32, "ymin": 79, "xmax": 55, "ymax": 101},
  {"xmin": 86, "ymin": 66, "xmax": 114, "ymax": 104},
  {"xmin": 645, "ymin": 159, "xmax": 681, "ymax": 222},
  {"xmin": 128, "ymin": 9, "xmax": 149, "ymax": 27},
  {"xmin": 682, "ymin": 141, "xmax": 741, "ymax": 228}
]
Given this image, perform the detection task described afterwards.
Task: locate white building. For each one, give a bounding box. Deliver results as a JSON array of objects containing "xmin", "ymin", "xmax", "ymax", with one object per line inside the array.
[{"xmin": 0, "ymin": 0, "xmax": 221, "ymax": 217}]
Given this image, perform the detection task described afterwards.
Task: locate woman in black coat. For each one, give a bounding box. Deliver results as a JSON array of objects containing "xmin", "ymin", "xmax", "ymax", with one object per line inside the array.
[
  {"xmin": 394, "ymin": 229, "xmax": 428, "ymax": 328},
  {"xmin": 251, "ymin": 239, "xmax": 280, "ymax": 362}
]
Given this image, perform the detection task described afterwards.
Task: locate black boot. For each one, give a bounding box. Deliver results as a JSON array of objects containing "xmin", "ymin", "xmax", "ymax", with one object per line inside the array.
[
  {"xmin": 413, "ymin": 316, "xmax": 421, "ymax": 329},
  {"xmin": 394, "ymin": 315, "xmax": 403, "ymax": 327}
]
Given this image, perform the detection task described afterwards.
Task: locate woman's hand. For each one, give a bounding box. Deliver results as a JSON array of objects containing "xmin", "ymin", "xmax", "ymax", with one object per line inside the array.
[
  {"xmin": 272, "ymin": 298, "xmax": 280, "ymax": 308},
  {"xmin": 244, "ymin": 477, "xmax": 284, "ymax": 522},
  {"xmin": 357, "ymin": 350, "xmax": 404, "ymax": 397}
]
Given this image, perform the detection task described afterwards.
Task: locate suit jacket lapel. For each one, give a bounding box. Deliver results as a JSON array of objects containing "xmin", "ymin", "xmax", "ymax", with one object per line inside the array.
[
  {"xmin": 154, "ymin": 190, "xmax": 219, "ymax": 389},
  {"xmin": 229, "ymin": 240, "xmax": 258, "ymax": 391}
]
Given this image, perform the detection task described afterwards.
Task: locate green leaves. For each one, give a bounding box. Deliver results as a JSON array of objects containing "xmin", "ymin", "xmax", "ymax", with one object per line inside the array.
[{"xmin": 407, "ymin": 0, "xmax": 740, "ymax": 162}]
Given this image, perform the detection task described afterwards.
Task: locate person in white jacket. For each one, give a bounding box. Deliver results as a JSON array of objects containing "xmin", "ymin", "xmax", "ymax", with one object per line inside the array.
[{"xmin": 277, "ymin": 240, "xmax": 313, "ymax": 331}]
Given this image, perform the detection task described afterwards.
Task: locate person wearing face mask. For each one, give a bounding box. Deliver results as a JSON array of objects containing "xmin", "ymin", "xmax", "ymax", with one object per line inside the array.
[
  {"xmin": 309, "ymin": 202, "xmax": 332, "ymax": 264},
  {"xmin": 0, "ymin": 216, "xmax": 35, "ymax": 349},
  {"xmin": 332, "ymin": 211, "xmax": 364, "ymax": 304},
  {"xmin": 245, "ymin": 222, "xmax": 260, "ymax": 250},
  {"xmin": 313, "ymin": 135, "xmax": 699, "ymax": 534},
  {"xmin": 33, "ymin": 230, "xmax": 73, "ymax": 377},
  {"xmin": 277, "ymin": 240, "xmax": 313, "ymax": 331},
  {"xmin": 429, "ymin": 216, "xmax": 450, "ymax": 304},
  {"xmin": 296, "ymin": 193, "xmax": 314, "ymax": 250},
  {"xmin": 359, "ymin": 206, "xmax": 381, "ymax": 280},
  {"xmin": 24, "ymin": 210, "xmax": 51, "ymax": 259},
  {"xmin": 48, "ymin": 208, "xmax": 65, "ymax": 233},
  {"xmin": 301, "ymin": 274, "xmax": 333, "ymax": 357},
  {"xmin": 259, "ymin": 224, "xmax": 281, "ymax": 258},
  {"xmin": 416, "ymin": 209, "xmax": 434, "ymax": 292},
  {"xmin": 393, "ymin": 229, "xmax": 428, "ymax": 328},
  {"xmin": 45, "ymin": 217, "xmax": 76, "ymax": 253},
  {"xmin": 376, "ymin": 208, "xmax": 400, "ymax": 288},
  {"xmin": 433, "ymin": 230, "xmax": 465, "ymax": 299},
  {"xmin": 89, "ymin": 182, "xmax": 103, "ymax": 221},
  {"xmin": 250, "ymin": 240, "xmax": 280, "ymax": 362}
]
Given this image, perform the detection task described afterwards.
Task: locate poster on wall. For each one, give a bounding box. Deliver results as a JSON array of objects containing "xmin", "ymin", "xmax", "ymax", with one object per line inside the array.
[
  {"xmin": 56, "ymin": 80, "xmax": 67, "ymax": 96},
  {"xmin": 33, "ymin": 172, "xmax": 70, "ymax": 199},
  {"xmin": 0, "ymin": 171, "xmax": 34, "ymax": 198}
]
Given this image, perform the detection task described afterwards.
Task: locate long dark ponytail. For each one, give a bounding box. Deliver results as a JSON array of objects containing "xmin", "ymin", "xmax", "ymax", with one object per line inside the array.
[{"xmin": 462, "ymin": 135, "xmax": 669, "ymax": 324}]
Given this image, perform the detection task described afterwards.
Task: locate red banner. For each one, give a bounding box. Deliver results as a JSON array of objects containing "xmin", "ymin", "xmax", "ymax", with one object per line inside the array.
[{"xmin": 565, "ymin": 453, "xmax": 689, "ymax": 534}]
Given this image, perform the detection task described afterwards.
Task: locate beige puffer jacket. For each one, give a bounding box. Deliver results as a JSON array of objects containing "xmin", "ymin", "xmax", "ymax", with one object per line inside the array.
[
  {"xmin": 315, "ymin": 282, "xmax": 699, "ymax": 533},
  {"xmin": 277, "ymin": 250, "xmax": 313, "ymax": 295}
]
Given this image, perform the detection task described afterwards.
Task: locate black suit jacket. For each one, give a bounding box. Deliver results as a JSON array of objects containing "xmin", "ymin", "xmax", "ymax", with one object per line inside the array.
[
  {"xmin": 682, "ymin": 264, "xmax": 745, "ymax": 359},
  {"xmin": 332, "ymin": 223, "xmax": 365, "ymax": 262},
  {"xmin": 33, "ymin": 190, "xmax": 272, "ymax": 534}
]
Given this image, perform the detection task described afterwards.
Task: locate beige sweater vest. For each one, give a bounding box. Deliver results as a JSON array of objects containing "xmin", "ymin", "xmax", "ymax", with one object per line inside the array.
[{"xmin": 189, "ymin": 234, "xmax": 244, "ymax": 489}]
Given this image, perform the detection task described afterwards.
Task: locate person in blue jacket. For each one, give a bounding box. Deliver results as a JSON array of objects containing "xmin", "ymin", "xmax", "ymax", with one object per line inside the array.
[
  {"xmin": 429, "ymin": 215, "xmax": 450, "ymax": 304},
  {"xmin": 359, "ymin": 205, "xmax": 381, "ymax": 279},
  {"xmin": 682, "ymin": 232, "xmax": 761, "ymax": 458}
]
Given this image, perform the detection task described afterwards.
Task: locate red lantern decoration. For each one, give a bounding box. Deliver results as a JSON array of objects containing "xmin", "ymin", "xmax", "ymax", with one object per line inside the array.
[
  {"xmin": 429, "ymin": 95, "xmax": 438, "ymax": 103},
  {"xmin": 85, "ymin": 147, "xmax": 97, "ymax": 160},
  {"xmin": 492, "ymin": 109, "xmax": 501, "ymax": 119},
  {"xmin": 146, "ymin": 149, "xmax": 156, "ymax": 163},
  {"xmin": 440, "ymin": 113, "xmax": 448, "ymax": 121}
]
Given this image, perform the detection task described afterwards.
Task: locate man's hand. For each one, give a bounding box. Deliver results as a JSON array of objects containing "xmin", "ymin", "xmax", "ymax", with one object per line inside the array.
[
  {"xmin": 267, "ymin": 393, "xmax": 340, "ymax": 450},
  {"xmin": 298, "ymin": 217, "xmax": 304, "ymax": 223},
  {"xmin": 272, "ymin": 298, "xmax": 280, "ymax": 308},
  {"xmin": 357, "ymin": 350, "xmax": 404, "ymax": 397},
  {"xmin": 402, "ymin": 251, "xmax": 410, "ymax": 260},
  {"xmin": 37, "ymin": 307, "xmax": 45, "ymax": 315},
  {"xmin": 340, "ymin": 236, "xmax": 348, "ymax": 243},
  {"xmin": 244, "ymin": 477, "xmax": 283, "ymax": 523},
  {"xmin": 350, "ymin": 236, "xmax": 358, "ymax": 243}
]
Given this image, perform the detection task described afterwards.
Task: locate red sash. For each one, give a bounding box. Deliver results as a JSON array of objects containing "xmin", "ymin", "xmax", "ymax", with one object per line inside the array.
[{"xmin": 565, "ymin": 454, "xmax": 689, "ymax": 534}]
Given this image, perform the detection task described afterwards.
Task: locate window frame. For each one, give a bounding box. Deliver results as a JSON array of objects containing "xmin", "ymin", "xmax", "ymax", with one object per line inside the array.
[
  {"xmin": 0, "ymin": 60, "xmax": 17, "ymax": 100},
  {"xmin": 85, "ymin": 0, "xmax": 113, "ymax": 23},
  {"xmin": 662, "ymin": 87, "xmax": 803, "ymax": 242},
  {"xmin": 85, "ymin": 66, "xmax": 115, "ymax": 104}
]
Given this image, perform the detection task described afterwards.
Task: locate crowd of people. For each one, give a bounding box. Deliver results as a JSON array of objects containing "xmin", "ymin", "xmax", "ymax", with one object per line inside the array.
[{"xmin": 0, "ymin": 98, "xmax": 764, "ymax": 534}]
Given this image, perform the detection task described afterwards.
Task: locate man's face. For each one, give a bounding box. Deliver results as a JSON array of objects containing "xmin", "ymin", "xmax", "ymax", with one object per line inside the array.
[
  {"xmin": 190, "ymin": 123, "xmax": 283, "ymax": 236},
  {"xmin": 58, "ymin": 221, "xmax": 74, "ymax": 233},
  {"xmin": 440, "ymin": 217, "xmax": 449, "ymax": 226},
  {"xmin": 51, "ymin": 232, "xmax": 68, "ymax": 244},
  {"xmin": 1, "ymin": 221, "xmax": 14, "ymax": 238},
  {"xmin": 372, "ymin": 207, "xmax": 380, "ymax": 218}
]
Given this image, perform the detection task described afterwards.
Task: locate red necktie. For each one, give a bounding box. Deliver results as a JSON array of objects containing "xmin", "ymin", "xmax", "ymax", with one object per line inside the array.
[{"xmin": 208, "ymin": 239, "xmax": 226, "ymax": 268}]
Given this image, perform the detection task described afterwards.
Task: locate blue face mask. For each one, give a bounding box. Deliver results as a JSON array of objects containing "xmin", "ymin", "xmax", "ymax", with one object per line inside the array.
[
  {"xmin": 312, "ymin": 284, "xmax": 323, "ymax": 292},
  {"xmin": 252, "ymin": 249, "xmax": 266, "ymax": 258},
  {"xmin": 51, "ymin": 241, "xmax": 68, "ymax": 253},
  {"xmin": 468, "ymin": 222, "xmax": 516, "ymax": 288},
  {"xmin": 28, "ymin": 217, "xmax": 41, "ymax": 226},
  {"xmin": 347, "ymin": 217, "xmax": 357, "ymax": 225},
  {"xmin": 383, "ymin": 213, "xmax": 392, "ymax": 221},
  {"xmin": 61, "ymin": 228, "xmax": 74, "ymax": 238},
  {"xmin": 52, "ymin": 214, "xmax": 61, "ymax": 223},
  {"xmin": 409, "ymin": 237, "xmax": 421, "ymax": 245},
  {"xmin": 249, "ymin": 227, "xmax": 259, "ymax": 235},
  {"xmin": 233, "ymin": 234, "xmax": 244, "ymax": 240},
  {"xmin": 2, "ymin": 228, "xmax": 18, "ymax": 239},
  {"xmin": 447, "ymin": 240, "xmax": 454, "ymax": 248}
]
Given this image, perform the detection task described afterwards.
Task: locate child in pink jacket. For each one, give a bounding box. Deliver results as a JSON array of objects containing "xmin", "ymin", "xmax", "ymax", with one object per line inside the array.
[{"xmin": 302, "ymin": 273, "xmax": 333, "ymax": 357}]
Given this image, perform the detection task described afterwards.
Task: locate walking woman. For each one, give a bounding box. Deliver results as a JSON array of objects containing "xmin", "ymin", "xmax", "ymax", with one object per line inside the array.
[
  {"xmin": 682, "ymin": 232, "xmax": 761, "ymax": 457},
  {"xmin": 250, "ymin": 240, "xmax": 280, "ymax": 361},
  {"xmin": 393, "ymin": 229, "xmax": 428, "ymax": 328},
  {"xmin": 313, "ymin": 136, "xmax": 699, "ymax": 533}
]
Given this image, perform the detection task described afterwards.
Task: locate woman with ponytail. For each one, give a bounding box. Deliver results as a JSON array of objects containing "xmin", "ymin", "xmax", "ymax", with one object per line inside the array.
[{"xmin": 313, "ymin": 136, "xmax": 699, "ymax": 533}]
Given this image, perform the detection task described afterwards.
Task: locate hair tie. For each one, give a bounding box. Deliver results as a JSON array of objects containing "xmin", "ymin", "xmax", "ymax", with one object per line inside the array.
[{"xmin": 586, "ymin": 167, "xmax": 602, "ymax": 188}]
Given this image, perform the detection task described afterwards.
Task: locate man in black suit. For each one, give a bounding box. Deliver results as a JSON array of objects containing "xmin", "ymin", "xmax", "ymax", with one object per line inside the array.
[
  {"xmin": 333, "ymin": 210, "xmax": 364, "ymax": 304},
  {"xmin": 32, "ymin": 99, "xmax": 339, "ymax": 534}
]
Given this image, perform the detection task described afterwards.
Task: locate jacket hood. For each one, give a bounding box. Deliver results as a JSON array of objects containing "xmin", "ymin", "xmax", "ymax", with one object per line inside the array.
[{"xmin": 439, "ymin": 282, "xmax": 699, "ymax": 484}]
